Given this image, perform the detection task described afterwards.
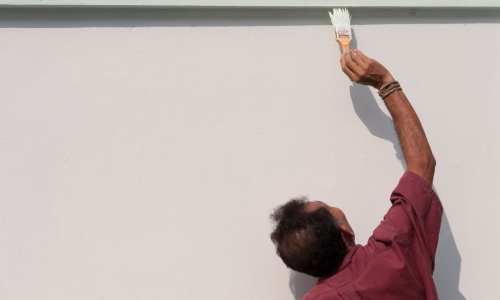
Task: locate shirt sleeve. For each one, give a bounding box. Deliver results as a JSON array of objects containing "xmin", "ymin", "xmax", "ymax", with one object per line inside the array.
[{"xmin": 381, "ymin": 171, "xmax": 443, "ymax": 273}]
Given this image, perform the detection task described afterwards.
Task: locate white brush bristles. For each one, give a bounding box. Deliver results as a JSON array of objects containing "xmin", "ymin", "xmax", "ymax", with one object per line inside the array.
[
  {"xmin": 329, "ymin": 8, "xmax": 352, "ymax": 39},
  {"xmin": 329, "ymin": 8, "xmax": 351, "ymax": 26}
]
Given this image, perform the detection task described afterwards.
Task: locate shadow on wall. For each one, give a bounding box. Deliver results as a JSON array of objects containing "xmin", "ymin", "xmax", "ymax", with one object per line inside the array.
[
  {"xmin": 288, "ymin": 84, "xmax": 466, "ymax": 299},
  {"xmin": 434, "ymin": 208, "xmax": 466, "ymax": 300},
  {"xmin": 289, "ymin": 271, "xmax": 317, "ymax": 300}
]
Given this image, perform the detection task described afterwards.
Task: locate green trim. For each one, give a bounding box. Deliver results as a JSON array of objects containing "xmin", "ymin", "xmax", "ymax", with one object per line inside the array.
[{"xmin": 0, "ymin": 0, "xmax": 499, "ymax": 8}]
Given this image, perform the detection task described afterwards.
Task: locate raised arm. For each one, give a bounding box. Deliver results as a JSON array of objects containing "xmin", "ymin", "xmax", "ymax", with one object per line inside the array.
[{"xmin": 340, "ymin": 49, "xmax": 436, "ymax": 185}]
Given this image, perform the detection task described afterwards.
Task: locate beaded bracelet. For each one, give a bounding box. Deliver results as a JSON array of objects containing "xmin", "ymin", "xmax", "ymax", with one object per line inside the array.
[
  {"xmin": 379, "ymin": 80, "xmax": 399, "ymax": 93},
  {"xmin": 380, "ymin": 85, "xmax": 402, "ymax": 99}
]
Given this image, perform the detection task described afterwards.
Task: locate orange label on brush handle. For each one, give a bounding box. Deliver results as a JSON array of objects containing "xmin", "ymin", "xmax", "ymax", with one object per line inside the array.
[{"xmin": 336, "ymin": 37, "xmax": 351, "ymax": 53}]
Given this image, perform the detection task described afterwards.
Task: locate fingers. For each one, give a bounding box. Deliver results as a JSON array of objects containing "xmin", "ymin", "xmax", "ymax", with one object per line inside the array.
[
  {"xmin": 350, "ymin": 49, "xmax": 367, "ymax": 67},
  {"xmin": 343, "ymin": 50, "xmax": 364, "ymax": 82},
  {"xmin": 344, "ymin": 51, "xmax": 362, "ymax": 74},
  {"xmin": 354, "ymin": 49, "xmax": 370, "ymax": 62},
  {"xmin": 340, "ymin": 52, "xmax": 357, "ymax": 80}
]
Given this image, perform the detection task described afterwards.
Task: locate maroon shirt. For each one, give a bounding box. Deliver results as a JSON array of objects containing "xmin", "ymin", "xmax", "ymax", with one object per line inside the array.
[{"xmin": 303, "ymin": 171, "xmax": 443, "ymax": 300}]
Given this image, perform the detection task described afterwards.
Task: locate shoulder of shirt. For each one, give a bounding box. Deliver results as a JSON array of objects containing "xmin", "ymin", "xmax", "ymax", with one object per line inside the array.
[
  {"xmin": 394, "ymin": 171, "xmax": 443, "ymax": 208},
  {"xmin": 303, "ymin": 243, "xmax": 387, "ymax": 300}
]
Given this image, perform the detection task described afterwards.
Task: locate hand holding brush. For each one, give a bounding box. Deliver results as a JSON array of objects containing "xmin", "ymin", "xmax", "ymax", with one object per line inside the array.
[{"xmin": 340, "ymin": 49, "xmax": 394, "ymax": 90}]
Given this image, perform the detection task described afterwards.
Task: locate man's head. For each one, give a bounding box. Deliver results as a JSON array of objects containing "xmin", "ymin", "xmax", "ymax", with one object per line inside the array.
[{"xmin": 270, "ymin": 197, "xmax": 355, "ymax": 277}]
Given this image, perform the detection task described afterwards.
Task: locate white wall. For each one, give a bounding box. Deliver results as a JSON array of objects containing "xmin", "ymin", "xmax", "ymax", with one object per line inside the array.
[{"xmin": 0, "ymin": 8, "xmax": 499, "ymax": 300}]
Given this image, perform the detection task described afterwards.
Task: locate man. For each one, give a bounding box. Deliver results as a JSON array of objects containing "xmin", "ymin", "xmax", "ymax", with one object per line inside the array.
[{"xmin": 270, "ymin": 49, "xmax": 442, "ymax": 300}]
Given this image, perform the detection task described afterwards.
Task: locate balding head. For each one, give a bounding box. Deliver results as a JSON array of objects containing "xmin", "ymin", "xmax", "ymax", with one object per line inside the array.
[{"xmin": 270, "ymin": 197, "xmax": 349, "ymax": 277}]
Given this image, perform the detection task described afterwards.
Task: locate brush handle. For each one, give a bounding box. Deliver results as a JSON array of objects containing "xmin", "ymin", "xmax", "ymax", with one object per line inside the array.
[
  {"xmin": 336, "ymin": 37, "xmax": 351, "ymax": 53},
  {"xmin": 337, "ymin": 38, "xmax": 353, "ymax": 82},
  {"xmin": 341, "ymin": 44, "xmax": 350, "ymax": 53}
]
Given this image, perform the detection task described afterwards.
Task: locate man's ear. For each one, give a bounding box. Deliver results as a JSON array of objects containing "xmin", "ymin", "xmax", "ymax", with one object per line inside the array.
[
  {"xmin": 340, "ymin": 225, "xmax": 354, "ymax": 238},
  {"xmin": 340, "ymin": 225, "xmax": 355, "ymax": 248}
]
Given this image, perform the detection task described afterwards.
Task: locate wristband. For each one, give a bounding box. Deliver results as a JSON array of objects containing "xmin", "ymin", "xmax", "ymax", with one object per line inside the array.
[
  {"xmin": 379, "ymin": 85, "xmax": 402, "ymax": 99},
  {"xmin": 379, "ymin": 80, "xmax": 398, "ymax": 93}
]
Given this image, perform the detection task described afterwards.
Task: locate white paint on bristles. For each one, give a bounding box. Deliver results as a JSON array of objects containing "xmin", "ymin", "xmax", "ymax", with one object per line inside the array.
[{"xmin": 329, "ymin": 8, "xmax": 352, "ymax": 38}]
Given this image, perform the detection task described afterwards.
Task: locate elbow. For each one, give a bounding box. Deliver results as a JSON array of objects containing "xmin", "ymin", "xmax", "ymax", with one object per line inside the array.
[
  {"xmin": 428, "ymin": 154, "xmax": 436, "ymax": 170},
  {"xmin": 430, "ymin": 154, "xmax": 436, "ymax": 170},
  {"xmin": 408, "ymin": 154, "xmax": 436, "ymax": 173},
  {"xmin": 429, "ymin": 156, "xmax": 436, "ymax": 177},
  {"xmin": 422, "ymin": 154, "xmax": 436, "ymax": 172},
  {"xmin": 406, "ymin": 154, "xmax": 436, "ymax": 185}
]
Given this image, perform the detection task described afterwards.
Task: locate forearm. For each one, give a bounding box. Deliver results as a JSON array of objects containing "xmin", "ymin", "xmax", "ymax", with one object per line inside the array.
[
  {"xmin": 339, "ymin": 49, "xmax": 436, "ymax": 185},
  {"xmin": 384, "ymin": 89, "xmax": 436, "ymax": 185}
]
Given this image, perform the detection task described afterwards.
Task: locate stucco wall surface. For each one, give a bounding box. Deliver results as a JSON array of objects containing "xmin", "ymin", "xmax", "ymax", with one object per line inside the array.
[{"xmin": 0, "ymin": 8, "xmax": 499, "ymax": 300}]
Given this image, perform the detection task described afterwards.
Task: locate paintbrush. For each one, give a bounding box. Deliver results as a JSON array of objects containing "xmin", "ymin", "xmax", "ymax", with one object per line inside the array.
[{"xmin": 329, "ymin": 8, "xmax": 352, "ymax": 54}]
